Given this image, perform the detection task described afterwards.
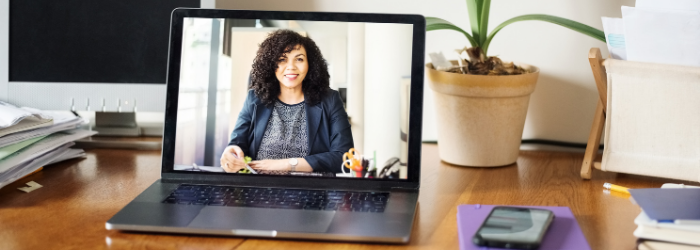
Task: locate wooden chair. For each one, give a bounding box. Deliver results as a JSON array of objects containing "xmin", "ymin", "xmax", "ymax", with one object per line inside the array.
[{"xmin": 581, "ymin": 48, "xmax": 607, "ymax": 179}]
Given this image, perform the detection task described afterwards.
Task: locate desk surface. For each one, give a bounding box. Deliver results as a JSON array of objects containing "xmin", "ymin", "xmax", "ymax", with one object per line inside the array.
[{"xmin": 1, "ymin": 143, "xmax": 695, "ymax": 250}]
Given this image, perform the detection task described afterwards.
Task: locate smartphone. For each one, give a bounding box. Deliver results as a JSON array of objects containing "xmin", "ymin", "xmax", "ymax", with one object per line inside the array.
[{"xmin": 472, "ymin": 206, "xmax": 555, "ymax": 249}]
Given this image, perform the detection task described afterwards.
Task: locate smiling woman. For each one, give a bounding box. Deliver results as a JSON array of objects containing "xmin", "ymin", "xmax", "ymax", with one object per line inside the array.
[
  {"xmin": 275, "ymin": 45, "xmax": 308, "ymax": 97},
  {"xmin": 220, "ymin": 29, "xmax": 354, "ymax": 174}
]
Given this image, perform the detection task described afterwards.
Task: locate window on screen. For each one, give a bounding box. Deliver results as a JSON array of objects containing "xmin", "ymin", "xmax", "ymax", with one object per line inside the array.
[{"xmin": 173, "ymin": 18, "xmax": 413, "ymax": 180}]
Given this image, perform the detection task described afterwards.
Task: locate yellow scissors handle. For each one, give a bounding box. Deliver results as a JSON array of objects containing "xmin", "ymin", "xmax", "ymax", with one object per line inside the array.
[
  {"xmin": 343, "ymin": 154, "xmax": 353, "ymax": 168},
  {"xmin": 343, "ymin": 148, "xmax": 359, "ymax": 169}
]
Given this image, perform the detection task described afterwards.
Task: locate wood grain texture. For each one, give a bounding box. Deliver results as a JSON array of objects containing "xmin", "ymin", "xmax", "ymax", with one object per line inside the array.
[
  {"xmin": 581, "ymin": 100, "xmax": 606, "ymax": 179},
  {"xmin": 1, "ymin": 143, "xmax": 696, "ymax": 250},
  {"xmin": 588, "ymin": 47, "xmax": 608, "ymax": 108},
  {"xmin": 0, "ymin": 148, "xmax": 244, "ymax": 250}
]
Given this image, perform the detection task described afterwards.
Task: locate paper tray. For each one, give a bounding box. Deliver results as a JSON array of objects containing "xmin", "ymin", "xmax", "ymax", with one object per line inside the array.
[{"xmin": 602, "ymin": 59, "xmax": 700, "ymax": 182}]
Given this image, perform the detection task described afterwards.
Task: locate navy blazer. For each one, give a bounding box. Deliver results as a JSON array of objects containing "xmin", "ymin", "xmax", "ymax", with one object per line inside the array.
[{"xmin": 228, "ymin": 89, "xmax": 354, "ymax": 173}]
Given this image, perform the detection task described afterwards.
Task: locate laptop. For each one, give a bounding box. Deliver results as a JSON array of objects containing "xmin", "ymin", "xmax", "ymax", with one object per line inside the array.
[{"xmin": 106, "ymin": 9, "xmax": 425, "ymax": 243}]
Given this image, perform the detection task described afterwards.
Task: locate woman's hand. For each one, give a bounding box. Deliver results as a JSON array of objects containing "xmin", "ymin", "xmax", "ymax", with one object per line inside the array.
[
  {"xmin": 249, "ymin": 159, "xmax": 290, "ymax": 171},
  {"xmin": 220, "ymin": 146, "xmax": 246, "ymax": 173}
]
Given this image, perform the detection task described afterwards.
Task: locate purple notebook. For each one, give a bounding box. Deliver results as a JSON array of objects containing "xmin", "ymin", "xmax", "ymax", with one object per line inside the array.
[
  {"xmin": 629, "ymin": 188, "xmax": 700, "ymax": 220},
  {"xmin": 457, "ymin": 205, "xmax": 590, "ymax": 250}
]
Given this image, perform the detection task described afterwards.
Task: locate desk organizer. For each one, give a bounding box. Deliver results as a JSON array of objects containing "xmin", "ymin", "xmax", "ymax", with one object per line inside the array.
[{"xmin": 582, "ymin": 48, "xmax": 700, "ymax": 182}]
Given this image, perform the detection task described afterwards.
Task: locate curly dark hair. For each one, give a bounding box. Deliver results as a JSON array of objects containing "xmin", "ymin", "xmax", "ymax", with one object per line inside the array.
[{"xmin": 250, "ymin": 29, "xmax": 330, "ymax": 106}]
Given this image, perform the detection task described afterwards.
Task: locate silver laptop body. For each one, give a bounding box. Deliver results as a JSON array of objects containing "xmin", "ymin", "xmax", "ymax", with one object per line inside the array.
[{"xmin": 106, "ymin": 9, "xmax": 426, "ymax": 243}]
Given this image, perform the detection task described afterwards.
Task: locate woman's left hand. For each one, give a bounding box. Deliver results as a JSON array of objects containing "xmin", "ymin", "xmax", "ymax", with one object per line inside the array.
[{"xmin": 249, "ymin": 159, "xmax": 290, "ymax": 171}]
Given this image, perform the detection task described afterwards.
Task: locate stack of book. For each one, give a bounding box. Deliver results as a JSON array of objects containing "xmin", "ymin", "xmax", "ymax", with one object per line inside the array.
[
  {"xmin": 0, "ymin": 101, "xmax": 96, "ymax": 190},
  {"xmin": 631, "ymin": 184, "xmax": 700, "ymax": 250}
]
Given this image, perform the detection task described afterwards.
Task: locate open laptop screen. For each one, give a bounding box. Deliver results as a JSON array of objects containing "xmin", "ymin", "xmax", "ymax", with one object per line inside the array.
[{"xmin": 168, "ymin": 14, "xmax": 421, "ymax": 181}]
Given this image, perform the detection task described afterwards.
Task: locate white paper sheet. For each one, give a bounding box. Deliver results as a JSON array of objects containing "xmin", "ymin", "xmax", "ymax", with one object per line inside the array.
[
  {"xmin": 45, "ymin": 148, "xmax": 86, "ymax": 165},
  {"xmin": 636, "ymin": 0, "xmax": 700, "ymax": 11},
  {"xmin": 601, "ymin": 17, "xmax": 627, "ymax": 60},
  {"xmin": 0, "ymin": 143, "xmax": 74, "ymax": 189},
  {"xmin": 0, "ymin": 116, "xmax": 85, "ymax": 148},
  {"xmin": 0, "ymin": 116, "xmax": 53, "ymax": 138},
  {"xmin": 0, "ymin": 136, "xmax": 46, "ymax": 161},
  {"xmin": 0, "ymin": 129, "xmax": 97, "ymax": 174},
  {"xmin": 0, "ymin": 101, "xmax": 52, "ymax": 129},
  {"xmin": 622, "ymin": 6, "xmax": 700, "ymax": 67}
]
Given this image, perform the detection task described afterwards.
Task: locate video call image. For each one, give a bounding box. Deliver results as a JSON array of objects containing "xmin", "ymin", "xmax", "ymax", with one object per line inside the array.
[{"xmin": 173, "ymin": 18, "xmax": 414, "ymax": 180}]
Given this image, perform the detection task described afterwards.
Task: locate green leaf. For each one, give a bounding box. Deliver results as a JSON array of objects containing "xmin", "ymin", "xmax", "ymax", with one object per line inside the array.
[
  {"xmin": 466, "ymin": 0, "xmax": 482, "ymax": 46},
  {"xmin": 426, "ymin": 17, "xmax": 478, "ymax": 48},
  {"xmin": 481, "ymin": 14, "xmax": 606, "ymax": 55},
  {"xmin": 479, "ymin": 0, "xmax": 491, "ymax": 46}
]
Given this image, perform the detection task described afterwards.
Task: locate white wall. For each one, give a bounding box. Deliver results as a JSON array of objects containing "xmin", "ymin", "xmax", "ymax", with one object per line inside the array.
[
  {"xmin": 347, "ymin": 23, "xmax": 365, "ymax": 154},
  {"xmin": 217, "ymin": 0, "xmax": 636, "ymax": 144},
  {"xmin": 295, "ymin": 21, "xmax": 348, "ymax": 89},
  {"xmin": 364, "ymin": 23, "xmax": 413, "ymax": 171}
]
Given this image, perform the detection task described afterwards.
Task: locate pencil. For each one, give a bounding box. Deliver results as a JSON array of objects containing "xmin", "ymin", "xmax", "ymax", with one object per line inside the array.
[{"xmin": 603, "ymin": 182, "xmax": 630, "ymax": 194}]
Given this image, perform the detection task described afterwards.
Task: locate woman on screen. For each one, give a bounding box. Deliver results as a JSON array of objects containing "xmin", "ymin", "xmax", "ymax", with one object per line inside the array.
[{"xmin": 220, "ymin": 29, "xmax": 353, "ymax": 174}]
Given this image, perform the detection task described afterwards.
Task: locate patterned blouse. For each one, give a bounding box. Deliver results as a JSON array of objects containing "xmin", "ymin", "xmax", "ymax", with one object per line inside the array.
[{"xmin": 256, "ymin": 99, "xmax": 310, "ymax": 160}]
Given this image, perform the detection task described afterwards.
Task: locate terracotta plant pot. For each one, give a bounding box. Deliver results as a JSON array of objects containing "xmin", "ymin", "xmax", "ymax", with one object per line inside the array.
[{"xmin": 426, "ymin": 61, "xmax": 539, "ymax": 167}]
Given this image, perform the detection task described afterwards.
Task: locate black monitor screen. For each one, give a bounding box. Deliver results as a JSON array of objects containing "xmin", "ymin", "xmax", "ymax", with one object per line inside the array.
[{"xmin": 9, "ymin": 0, "xmax": 199, "ymax": 83}]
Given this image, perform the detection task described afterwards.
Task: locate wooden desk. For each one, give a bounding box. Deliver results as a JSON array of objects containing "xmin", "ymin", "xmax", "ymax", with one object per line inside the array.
[{"xmin": 1, "ymin": 144, "xmax": 694, "ymax": 250}]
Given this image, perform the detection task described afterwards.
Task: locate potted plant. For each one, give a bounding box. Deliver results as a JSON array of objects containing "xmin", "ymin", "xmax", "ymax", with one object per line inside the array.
[{"xmin": 426, "ymin": 0, "xmax": 605, "ymax": 167}]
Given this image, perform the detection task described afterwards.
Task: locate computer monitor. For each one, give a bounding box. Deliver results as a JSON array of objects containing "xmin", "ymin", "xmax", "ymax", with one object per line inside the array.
[
  {"xmin": 163, "ymin": 11, "xmax": 424, "ymax": 181},
  {"xmin": 0, "ymin": 0, "xmax": 212, "ymax": 113}
]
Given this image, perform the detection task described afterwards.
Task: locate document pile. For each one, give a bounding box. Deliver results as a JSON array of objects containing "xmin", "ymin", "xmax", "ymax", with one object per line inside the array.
[
  {"xmin": 601, "ymin": 0, "xmax": 700, "ymax": 67},
  {"xmin": 631, "ymin": 184, "xmax": 700, "ymax": 250},
  {"xmin": 0, "ymin": 101, "xmax": 96, "ymax": 190},
  {"xmin": 599, "ymin": 0, "xmax": 700, "ymax": 182}
]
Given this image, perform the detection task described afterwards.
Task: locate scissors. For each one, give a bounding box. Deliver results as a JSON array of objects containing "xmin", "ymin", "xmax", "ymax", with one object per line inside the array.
[{"xmin": 342, "ymin": 148, "xmax": 364, "ymax": 176}]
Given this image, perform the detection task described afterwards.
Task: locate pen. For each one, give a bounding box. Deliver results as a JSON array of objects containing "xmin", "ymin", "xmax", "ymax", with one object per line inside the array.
[
  {"xmin": 231, "ymin": 153, "xmax": 257, "ymax": 174},
  {"xmin": 246, "ymin": 165, "xmax": 258, "ymax": 174},
  {"xmin": 603, "ymin": 182, "xmax": 630, "ymax": 194},
  {"xmin": 289, "ymin": 172, "xmax": 325, "ymax": 177}
]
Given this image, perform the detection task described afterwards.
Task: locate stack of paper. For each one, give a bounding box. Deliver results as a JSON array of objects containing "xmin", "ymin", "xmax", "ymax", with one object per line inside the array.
[
  {"xmin": 0, "ymin": 101, "xmax": 96, "ymax": 190},
  {"xmin": 0, "ymin": 102, "xmax": 53, "ymax": 137},
  {"xmin": 601, "ymin": 0, "xmax": 700, "ymax": 66},
  {"xmin": 631, "ymin": 184, "xmax": 700, "ymax": 250}
]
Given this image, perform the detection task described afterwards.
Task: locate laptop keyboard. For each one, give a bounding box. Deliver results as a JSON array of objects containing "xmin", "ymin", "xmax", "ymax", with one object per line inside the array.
[{"xmin": 163, "ymin": 184, "xmax": 389, "ymax": 213}]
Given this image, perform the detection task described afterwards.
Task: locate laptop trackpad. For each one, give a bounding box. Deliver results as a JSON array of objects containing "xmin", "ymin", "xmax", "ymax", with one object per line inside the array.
[{"xmin": 188, "ymin": 207, "xmax": 334, "ymax": 233}]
